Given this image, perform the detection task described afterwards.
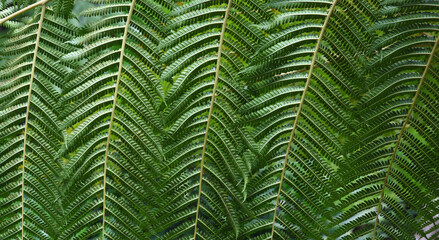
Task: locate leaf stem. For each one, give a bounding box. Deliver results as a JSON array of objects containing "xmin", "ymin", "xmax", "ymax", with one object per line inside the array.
[
  {"xmin": 21, "ymin": 3, "xmax": 46, "ymax": 238},
  {"xmin": 269, "ymin": 1, "xmax": 338, "ymax": 238},
  {"xmin": 372, "ymin": 35, "xmax": 439, "ymax": 240},
  {"xmin": 0, "ymin": 0, "xmax": 50, "ymax": 25},
  {"xmin": 193, "ymin": 1, "xmax": 232, "ymax": 238},
  {"xmin": 101, "ymin": 0, "xmax": 136, "ymax": 238}
]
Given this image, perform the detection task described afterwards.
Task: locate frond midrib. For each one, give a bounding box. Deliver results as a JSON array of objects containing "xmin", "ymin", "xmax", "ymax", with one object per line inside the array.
[
  {"xmin": 371, "ymin": 34, "xmax": 439, "ymax": 240},
  {"xmin": 269, "ymin": 1, "xmax": 339, "ymax": 238},
  {"xmin": 193, "ymin": 0, "xmax": 233, "ymax": 238},
  {"xmin": 101, "ymin": 0, "xmax": 136, "ymax": 238},
  {"xmin": 20, "ymin": 4, "xmax": 47, "ymax": 239}
]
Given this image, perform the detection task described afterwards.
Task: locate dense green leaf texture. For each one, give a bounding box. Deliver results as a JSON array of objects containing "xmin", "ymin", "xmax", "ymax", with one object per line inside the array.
[
  {"xmin": 333, "ymin": 1, "xmax": 439, "ymax": 239},
  {"xmin": 0, "ymin": 5, "xmax": 77, "ymax": 239},
  {"xmin": 0, "ymin": 0, "xmax": 439, "ymax": 239},
  {"xmin": 58, "ymin": 0, "xmax": 170, "ymax": 238}
]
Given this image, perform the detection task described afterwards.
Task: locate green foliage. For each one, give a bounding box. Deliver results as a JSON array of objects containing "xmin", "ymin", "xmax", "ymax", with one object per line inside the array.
[{"xmin": 0, "ymin": 0, "xmax": 438, "ymax": 239}]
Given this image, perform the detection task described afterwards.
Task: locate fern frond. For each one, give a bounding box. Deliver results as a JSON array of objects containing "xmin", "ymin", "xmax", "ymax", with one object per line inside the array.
[
  {"xmin": 332, "ymin": 1, "xmax": 439, "ymax": 238},
  {"xmin": 57, "ymin": 0, "xmax": 170, "ymax": 238},
  {"xmin": 1, "ymin": 0, "xmax": 439, "ymax": 239},
  {"xmin": 154, "ymin": 0, "xmax": 268, "ymax": 238},
  {"xmin": 0, "ymin": 5, "xmax": 77, "ymax": 239},
  {"xmin": 238, "ymin": 0, "xmax": 385, "ymax": 238}
]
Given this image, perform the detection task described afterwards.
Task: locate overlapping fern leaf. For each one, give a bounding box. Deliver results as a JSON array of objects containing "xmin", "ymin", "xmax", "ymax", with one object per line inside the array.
[
  {"xmin": 1, "ymin": 0, "xmax": 36, "ymax": 12},
  {"xmin": 57, "ymin": 0, "xmax": 170, "ymax": 238},
  {"xmin": 233, "ymin": 0, "xmax": 385, "ymax": 238},
  {"xmin": 1, "ymin": 0, "xmax": 75, "ymax": 22},
  {"xmin": 0, "ymin": 6, "xmax": 77, "ymax": 239},
  {"xmin": 332, "ymin": 1, "xmax": 439, "ymax": 239},
  {"xmin": 1, "ymin": 0, "xmax": 439, "ymax": 239},
  {"xmin": 155, "ymin": 0, "xmax": 268, "ymax": 238}
]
